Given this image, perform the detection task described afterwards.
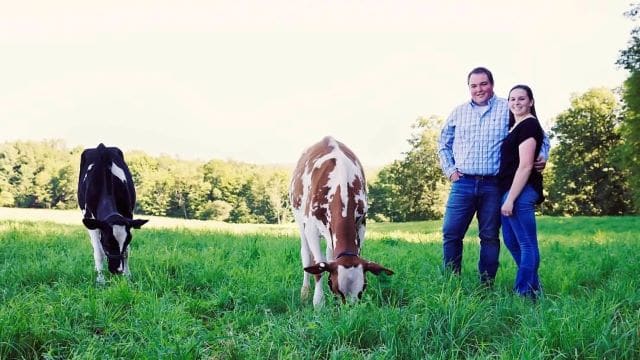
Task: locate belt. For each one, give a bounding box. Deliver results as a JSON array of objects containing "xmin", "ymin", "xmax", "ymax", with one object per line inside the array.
[{"xmin": 462, "ymin": 174, "xmax": 496, "ymax": 180}]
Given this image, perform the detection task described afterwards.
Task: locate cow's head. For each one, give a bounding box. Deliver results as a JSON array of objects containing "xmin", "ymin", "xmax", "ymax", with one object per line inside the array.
[
  {"xmin": 82, "ymin": 215, "xmax": 148, "ymax": 274},
  {"xmin": 304, "ymin": 255, "xmax": 393, "ymax": 303}
]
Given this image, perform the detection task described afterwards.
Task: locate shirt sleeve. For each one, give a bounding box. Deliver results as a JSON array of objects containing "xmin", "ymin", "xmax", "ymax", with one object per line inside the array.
[
  {"xmin": 438, "ymin": 110, "xmax": 457, "ymax": 178},
  {"xmin": 516, "ymin": 119, "xmax": 544, "ymax": 147},
  {"xmin": 539, "ymin": 129, "xmax": 550, "ymax": 160}
]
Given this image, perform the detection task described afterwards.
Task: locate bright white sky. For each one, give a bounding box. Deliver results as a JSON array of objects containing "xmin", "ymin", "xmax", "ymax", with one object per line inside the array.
[{"xmin": 0, "ymin": 1, "xmax": 633, "ymax": 166}]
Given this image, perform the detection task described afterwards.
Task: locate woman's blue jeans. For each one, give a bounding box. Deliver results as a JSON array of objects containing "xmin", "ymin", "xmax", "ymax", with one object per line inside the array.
[
  {"xmin": 442, "ymin": 176, "xmax": 501, "ymax": 283},
  {"xmin": 501, "ymin": 185, "xmax": 540, "ymax": 298}
]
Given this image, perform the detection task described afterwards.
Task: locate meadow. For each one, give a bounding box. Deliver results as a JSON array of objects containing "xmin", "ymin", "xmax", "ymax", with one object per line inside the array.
[{"xmin": 0, "ymin": 213, "xmax": 639, "ymax": 359}]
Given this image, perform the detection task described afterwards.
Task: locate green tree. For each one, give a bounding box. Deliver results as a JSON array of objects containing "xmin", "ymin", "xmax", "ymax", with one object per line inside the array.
[
  {"xmin": 202, "ymin": 160, "xmax": 291, "ymax": 224},
  {"xmin": 546, "ymin": 88, "xmax": 631, "ymax": 215},
  {"xmin": 127, "ymin": 152, "xmax": 172, "ymax": 216},
  {"xmin": 264, "ymin": 171, "xmax": 291, "ymax": 224},
  {"xmin": 197, "ymin": 200, "xmax": 233, "ymax": 221},
  {"xmin": 162, "ymin": 158, "xmax": 210, "ymax": 219},
  {"xmin": 616, "ymin": 3, "xmax": 640, "ymax": 212},
  {"xmin": 0, "ymin": 140, "xmax": 77, "ymax": 209},
  {"xmin": 0, "ymin": 145, "xmax": 17, "ymax": 206},
  {"xmin": 49, "ymin": 163, "xmax": 79, "ymax": 209},
  {"xmin": 243, "ymin": 169, "xmax": 291, "ymax": 224},
  {"xmin": 368, "ymin": 160, "xmax": 404, "ymax": 222},
  {"xmin": 229, "ymin": 198, "xmax": 255, "ymax": 223},
  {"xmin": 202, "ymin": 159, "xmax": 247, "ymax": 203},
  {"xmin": 369, "ymin": 116, "xmax": 448, "ymax": 221}
]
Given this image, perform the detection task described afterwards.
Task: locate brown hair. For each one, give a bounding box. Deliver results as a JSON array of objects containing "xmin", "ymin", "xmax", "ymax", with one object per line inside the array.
[
  {"xmin": 508, "ymin": 84, "xmax": 537, "ymax": 128},
  {"xmin": 467, "ymin": 67, "xmax": 494, "ymax": 85}
]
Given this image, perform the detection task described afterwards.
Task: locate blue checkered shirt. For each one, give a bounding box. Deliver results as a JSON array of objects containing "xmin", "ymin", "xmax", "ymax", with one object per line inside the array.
[{"xmin": 438, "ymin": 94, "xmax": 549, "ymax": 178}]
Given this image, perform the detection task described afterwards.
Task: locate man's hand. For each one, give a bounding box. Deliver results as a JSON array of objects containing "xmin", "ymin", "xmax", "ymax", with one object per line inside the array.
[
  {"xmin": 450, "ymin": 170, "xmax": 462, "ymax": 182},
  {"xmin": 534, "ymin": 155, "xmax": 546, "ymax": 173}
]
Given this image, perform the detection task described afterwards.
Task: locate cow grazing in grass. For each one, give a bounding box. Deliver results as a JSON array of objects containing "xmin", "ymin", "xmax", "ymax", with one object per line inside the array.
[
  {"xmin": 290, "ymin": 136, "xmax": 393, "ymax": 308},
  {"xmin": 77, "ymin": 143, "xmax": 147, "ymax": 284}
]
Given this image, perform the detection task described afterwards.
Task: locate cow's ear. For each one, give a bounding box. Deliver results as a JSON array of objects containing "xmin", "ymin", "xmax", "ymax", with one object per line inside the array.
[
  {"xmin": 83, "ymin": 218, "xmax": 103, "ymax": 230},
  {"xmin": 304, "ymin": 262, "xmax": 333, "ymax": 274},
  {"xmin": 364, "ymin": 262, "xmax": 394, "ymax": 276},
  {"xmin": 129, "ymin": 219, "xmax": 148, "ymax": 229}
]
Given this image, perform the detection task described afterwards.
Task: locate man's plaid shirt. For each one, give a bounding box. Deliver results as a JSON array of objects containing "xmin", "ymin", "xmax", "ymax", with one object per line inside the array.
[{"xmin": 438, "ymin": 94, "xmax": 549, "ymax": 178}]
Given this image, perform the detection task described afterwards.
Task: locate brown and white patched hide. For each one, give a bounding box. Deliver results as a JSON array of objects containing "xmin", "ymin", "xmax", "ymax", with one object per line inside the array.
[
  {"xmin": 290, "ymin": 136, "xmax": 392, "ymax": 308},
  {"xmin": 290, "ymin": 136, "xmax": 367, "ymax": 251}
]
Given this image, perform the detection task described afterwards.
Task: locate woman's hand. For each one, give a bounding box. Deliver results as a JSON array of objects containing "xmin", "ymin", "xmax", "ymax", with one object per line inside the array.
[{"xmin": 501, "ymin": 201, "xmax": 514, "ymax": 217}]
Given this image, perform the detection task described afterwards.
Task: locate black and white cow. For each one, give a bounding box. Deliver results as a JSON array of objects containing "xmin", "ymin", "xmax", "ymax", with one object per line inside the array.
[{"xmin": 77, "ymin": 143, "xmax": 147, "ymax": 283}]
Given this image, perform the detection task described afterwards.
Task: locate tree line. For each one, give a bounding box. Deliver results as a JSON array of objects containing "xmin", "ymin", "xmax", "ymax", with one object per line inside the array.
[
  {"xmin": 0, "ymin": 141, "xmax": 292, "ymax": 224},
  {"xmin": 2, "ymin": 5, "xmax": 639, "ymax": 222}
]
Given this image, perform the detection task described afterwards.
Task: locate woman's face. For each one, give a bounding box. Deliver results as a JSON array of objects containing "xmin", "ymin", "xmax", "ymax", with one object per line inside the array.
[{"xmin": 508, "ymin": 88, "xmax": 533, "ymax": 118}]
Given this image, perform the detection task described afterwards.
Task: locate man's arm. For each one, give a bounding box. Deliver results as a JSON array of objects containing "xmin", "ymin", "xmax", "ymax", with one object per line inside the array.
[
  {"xmin": 438, "ymin": 112, "xmax": 457, "ymax": 179},
  {"xmin": 539, "ymin": 131, "xmax": 550, "ymax": 160},
  {"xmin": 534, "ymin": 129, "xmax": 551, "ymax": 172}
]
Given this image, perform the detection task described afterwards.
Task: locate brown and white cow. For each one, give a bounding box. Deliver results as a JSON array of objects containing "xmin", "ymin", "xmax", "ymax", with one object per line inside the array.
[{"xmin": 290, "ymin": 136, "xmax": 393, "ymax": 308}]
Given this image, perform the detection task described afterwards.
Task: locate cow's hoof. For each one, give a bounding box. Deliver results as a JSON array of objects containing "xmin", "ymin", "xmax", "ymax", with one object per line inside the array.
[
  {"xmin": 313, "ymin": 291, "xmax": 324, "ymax": 309},
  {"xmin": 96, "ymin": 274, "xmax": 106, "ymax": 286}
]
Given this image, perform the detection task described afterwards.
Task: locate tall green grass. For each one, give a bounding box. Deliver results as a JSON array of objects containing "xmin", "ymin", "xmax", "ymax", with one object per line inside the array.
[{"xmin": 0, "ymin": 217, "xmax": 639, "ymax": 359}]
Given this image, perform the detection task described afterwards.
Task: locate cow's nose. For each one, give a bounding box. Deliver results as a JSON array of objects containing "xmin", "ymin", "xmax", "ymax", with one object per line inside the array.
[{"xmin": 108, "ymin": 261, "xmax": 124, "ymax": 274}]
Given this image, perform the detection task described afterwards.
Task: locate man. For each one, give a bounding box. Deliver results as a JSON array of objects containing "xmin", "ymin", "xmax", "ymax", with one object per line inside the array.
[{"xmin": 438, "ymin": 66, "xmax": 549, "ymax": 284}]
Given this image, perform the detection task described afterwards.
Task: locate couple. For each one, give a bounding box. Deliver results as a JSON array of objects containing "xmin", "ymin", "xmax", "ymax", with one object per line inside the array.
[{"xmin": 438, "ymin": 66, "xmax": 547, "ymax": 299}]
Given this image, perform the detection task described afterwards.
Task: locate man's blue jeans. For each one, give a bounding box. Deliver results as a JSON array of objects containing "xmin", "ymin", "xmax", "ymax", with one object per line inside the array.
[
  {"xmin": 501, "ymin": 185, "xmax": 540, "ymax": 297},
  {"xmin": 442, "ymin": 176, "xmax": 501, "ymax": 283}
]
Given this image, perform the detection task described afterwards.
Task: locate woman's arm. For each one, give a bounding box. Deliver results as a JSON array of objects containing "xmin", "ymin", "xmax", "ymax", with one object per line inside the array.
[{"xmin": 501, "ymin": 137, "xmax": 537, "ymax": 216}]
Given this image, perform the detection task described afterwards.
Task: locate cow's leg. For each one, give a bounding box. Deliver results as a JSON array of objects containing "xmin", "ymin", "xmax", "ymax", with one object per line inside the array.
[
  {"xmin": 357, "ymin": 220, "xmax": 366, "ymax": 249},
  {"xmin": 299, "ymin": 223, "xmax": 313, "ymax": 300},
  {"xmin": 322, "ymin": 228, "xmax": 335, "ymax": 262},
  {"xmin": 88, "ymin": 229, "xmax": 105, "ymax": 284},
  {"xmin": 123, "ymin": 249, "xmax": 131, "ymax": 278},
  {"xmin": 304, "ymin": 223, "xmax": 325, "ymax": 308},
  {"xmin": 312, "ymin": 273, "xmax": 324, "ymax": 309}
]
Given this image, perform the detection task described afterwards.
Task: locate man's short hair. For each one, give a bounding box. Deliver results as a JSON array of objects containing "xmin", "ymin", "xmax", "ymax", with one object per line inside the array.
[{"xmin": 467, "ymin": 67, "xmax": 494, "ymax": 85}]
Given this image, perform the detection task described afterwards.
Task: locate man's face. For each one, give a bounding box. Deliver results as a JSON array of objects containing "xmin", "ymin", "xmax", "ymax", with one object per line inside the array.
[{"xmin": 468, "ymin": 73, "xmax": 494, "ymax": 106}]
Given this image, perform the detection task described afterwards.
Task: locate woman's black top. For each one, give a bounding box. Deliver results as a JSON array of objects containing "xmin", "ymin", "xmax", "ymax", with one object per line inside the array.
[{"xmin": 498, "ymin": 117, "xmax": 545, "ymax": 204}]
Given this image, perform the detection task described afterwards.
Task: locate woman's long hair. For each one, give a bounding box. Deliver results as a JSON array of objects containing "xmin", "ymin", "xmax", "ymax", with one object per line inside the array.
[{"xmin": 508, "ymin": 84, "xmax": 537, "ymax": 129}]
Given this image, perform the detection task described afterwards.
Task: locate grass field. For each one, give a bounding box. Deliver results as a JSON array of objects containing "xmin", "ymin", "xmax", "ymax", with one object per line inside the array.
[{"xmin": 0, "ymin": 210, "xmax": 639, "ymax": 359}]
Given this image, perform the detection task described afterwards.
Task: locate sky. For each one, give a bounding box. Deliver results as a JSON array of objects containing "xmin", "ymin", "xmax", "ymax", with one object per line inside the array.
[{"xmin": 0, "ymin": 1, "xmax": 633, "ymax": 166}]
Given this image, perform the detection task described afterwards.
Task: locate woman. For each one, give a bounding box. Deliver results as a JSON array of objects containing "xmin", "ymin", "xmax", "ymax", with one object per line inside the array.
[{"xmin": 498, "ymin": 84, "xmax": 545, "ymax": 299}]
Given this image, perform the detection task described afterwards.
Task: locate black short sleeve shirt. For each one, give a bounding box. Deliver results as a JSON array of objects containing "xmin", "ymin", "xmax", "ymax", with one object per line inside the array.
[{"xmin": 498, "ymin": 117, "xmax": 545, "ymax": 204}]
